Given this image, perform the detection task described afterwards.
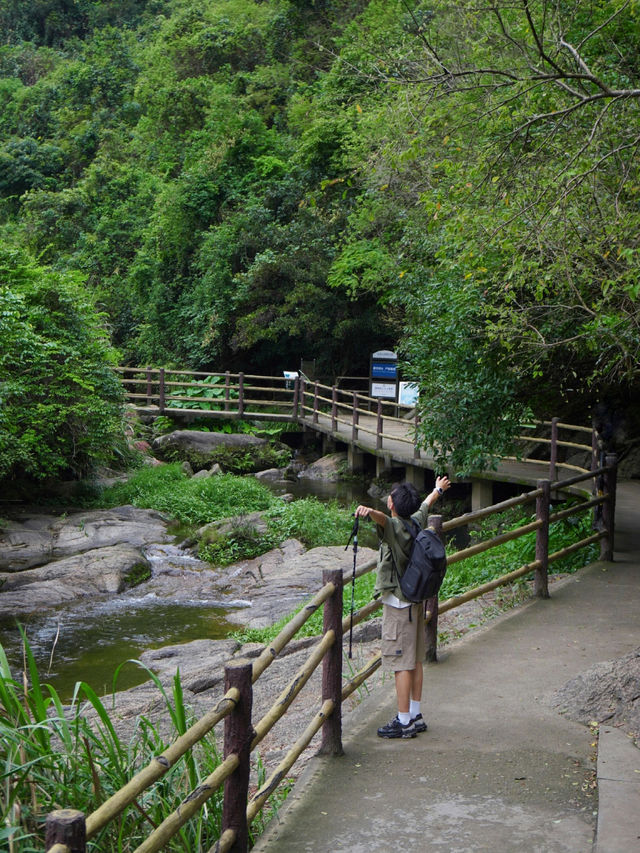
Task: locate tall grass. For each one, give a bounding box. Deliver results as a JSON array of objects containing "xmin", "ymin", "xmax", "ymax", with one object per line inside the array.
[{"xmin": 0, "ymin": 628, "xmax": 224, "ymax": 852}]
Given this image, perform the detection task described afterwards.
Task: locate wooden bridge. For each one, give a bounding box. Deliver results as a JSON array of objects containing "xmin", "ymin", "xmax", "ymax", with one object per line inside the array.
[{"xmin": 117, "ymin": 367, "xmax": 598, "ymax": 506}]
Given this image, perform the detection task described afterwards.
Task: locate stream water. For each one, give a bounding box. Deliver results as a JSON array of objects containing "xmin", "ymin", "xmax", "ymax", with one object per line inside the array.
[{"xmin": 1, "ymin": 478, "xmax": 380, "ymax": 700}]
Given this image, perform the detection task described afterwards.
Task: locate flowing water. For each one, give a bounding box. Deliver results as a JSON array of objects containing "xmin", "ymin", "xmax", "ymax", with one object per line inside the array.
[
  {"xmin": 0, "ymin": 545, "xmax": 248, "ymax": 700},
  {"xmin": 0, "ymin": 477, "xmax": 380, "ymax": 700}
]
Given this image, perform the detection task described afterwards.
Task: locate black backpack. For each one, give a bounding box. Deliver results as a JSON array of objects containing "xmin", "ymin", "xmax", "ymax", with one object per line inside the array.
[{"xmin": 395, "ymin": 519, "xmax": 447, "ymax": 603}]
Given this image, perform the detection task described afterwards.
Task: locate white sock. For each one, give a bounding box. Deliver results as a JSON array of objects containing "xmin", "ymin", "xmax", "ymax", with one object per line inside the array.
[
  {"xmin": 398, "ymin": 711, "xmax": 411, "ymax": 725},
  {"xmin": 409, "ymin": 700, "xmax": 421, "ymax": 718}
]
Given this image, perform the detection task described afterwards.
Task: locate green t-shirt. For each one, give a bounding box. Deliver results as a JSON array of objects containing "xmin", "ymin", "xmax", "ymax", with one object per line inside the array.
[{"xmin": 374, "ymin": 499, "xmax": 431, "ymax": 601}]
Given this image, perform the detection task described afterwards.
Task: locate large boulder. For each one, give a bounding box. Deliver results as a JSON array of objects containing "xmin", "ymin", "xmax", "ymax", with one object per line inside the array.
[
  {"xmin": 0, "ymin": 507, "xmax": 170, "ymax": 572},
  {"xmin": 0, "ymin": 545, "xmax": 151, "ymax": 618},
  {"xmin": 297, "ymin": 452, "xmax": 347, "ymax": 482},
  {"xmin": 549, "ymin": 647, "xmax": 640, "ymax": 742},
  {"xmin": 153, "ymin": 430, "xmax": 267, "ymax": 454},
  {"xmin": 151, "ymin": 429, "xmax": 290, "ymax": 474},
  {"xmin": 221, "ymin": 542, "xmax": 377, "ymax": 629}
]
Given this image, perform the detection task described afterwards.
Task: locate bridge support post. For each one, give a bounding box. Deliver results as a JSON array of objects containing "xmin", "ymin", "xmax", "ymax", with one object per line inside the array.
[
  {"xmin": 375, "ymin": 455, "xmax": 391, "ymax": 478},
  {"xmin": 403, "ymin": 465, "xmax": 424, "ymax": 490},
  {"xmin": 471, "ymin": 478, "xmax": 493, "ymax": 511},
  {"xmin": 322, "ymin": 434, "xmax": 335, "ymax": 455},
  {"xmin": 347, "ymin": 446, "xmax": 364, "ymax": 473}
]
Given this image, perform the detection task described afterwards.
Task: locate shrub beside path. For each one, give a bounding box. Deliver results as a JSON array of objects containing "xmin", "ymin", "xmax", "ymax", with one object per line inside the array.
[{"xmin": 252, "ymin": 480, "xmax": 640, "ymax": 853}]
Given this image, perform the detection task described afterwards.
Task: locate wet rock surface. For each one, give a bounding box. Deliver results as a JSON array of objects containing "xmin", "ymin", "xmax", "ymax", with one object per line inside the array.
[
  {"xmin": 0, "ymin": 545, "xmax": 151, "ymax": 618},
  {"xmin": 0, "ymin": 506, "xmax": 170, "ymax": 572}
]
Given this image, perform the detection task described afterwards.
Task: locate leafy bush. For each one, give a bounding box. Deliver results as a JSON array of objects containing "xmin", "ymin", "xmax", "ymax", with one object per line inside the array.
[
  {"xmin": 166, "ymin": 376, "xmax": 235, "ymax": 411},
  {"xmin": 0, "ymin": 248, "xmax": 124, "ymax": 485},
  {"xmin": 94, "ymin": 464, "xmax": 277, "ymax": 524},
  {"xmin": 199, "ymin": 522, "xmax": 277, "ymax": 565},
  {"xmin": 200, "ymin": 497, "xmax": 360, "ymax": 566}
]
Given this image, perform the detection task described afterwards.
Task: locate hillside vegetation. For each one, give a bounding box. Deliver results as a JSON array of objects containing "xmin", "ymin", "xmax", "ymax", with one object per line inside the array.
[{"xmin": 1, "ymin": 0, "xmax": 639, "ymax": 479}]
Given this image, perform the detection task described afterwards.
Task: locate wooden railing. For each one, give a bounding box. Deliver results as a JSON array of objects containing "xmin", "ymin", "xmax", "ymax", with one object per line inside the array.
[
  {"xmin": 117, "ymin": 368, "xmax": 597, "ymax": 477},
  {"xmin": 116, "ymin": 367, "xmax": 300, "ymax": 423},
  {"xmin": 44, "ymin": 457, "xmax": 618, "ymax": 853}
]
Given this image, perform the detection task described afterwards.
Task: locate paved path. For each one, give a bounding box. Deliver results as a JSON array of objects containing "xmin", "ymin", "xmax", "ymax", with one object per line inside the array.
[{"xmin": 253, "ymin": 481, "xmax": 640, "ymax": 853}]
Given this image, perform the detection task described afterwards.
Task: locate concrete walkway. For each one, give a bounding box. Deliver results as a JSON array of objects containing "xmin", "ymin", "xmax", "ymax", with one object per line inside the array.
[{"xmin": 253, "ymin": 481, "xmax": 640, "ymax": 853}]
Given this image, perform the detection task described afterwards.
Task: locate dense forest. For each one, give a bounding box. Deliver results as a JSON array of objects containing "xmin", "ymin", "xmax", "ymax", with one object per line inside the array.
[{"xmin": 1, "ymin": 0, "xmax": 639, "ymax": 479}]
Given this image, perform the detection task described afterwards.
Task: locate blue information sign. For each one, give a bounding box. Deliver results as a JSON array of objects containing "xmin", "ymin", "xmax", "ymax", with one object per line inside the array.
[{"xmin": 371, "ymin": 361, "xmax": 397, "ymax": 379}]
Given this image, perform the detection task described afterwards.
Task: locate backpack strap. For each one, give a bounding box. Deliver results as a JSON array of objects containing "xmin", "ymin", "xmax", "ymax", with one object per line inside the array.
[
  {"xmin": 389, "ymin": 517, "xmax": 419, "ymax": 583},
  {"xmin": 400, "ymin": 517, "xmax": 420, "ymax": 539}
]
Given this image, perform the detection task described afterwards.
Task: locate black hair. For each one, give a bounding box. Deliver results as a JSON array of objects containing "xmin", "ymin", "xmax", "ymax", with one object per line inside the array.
[{"xmin": 389, "ymin": 482, "xmax": 421, "ymax": 518}]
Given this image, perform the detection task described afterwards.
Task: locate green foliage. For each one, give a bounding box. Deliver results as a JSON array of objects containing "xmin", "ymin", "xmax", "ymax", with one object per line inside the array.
[
  {"xmin": 0, "ymin": 247, "xmax": 124, "ymax": 483},
  {"xmin": 0, "ymin": 630, "xmax": 224, "ymax": 851},
  {"xmin": 156, "ymin": 440, "xmax": 291, "ymax": 475},
  {"xmin": 199, "ymin": 523, "xmax": 277, "ymax": 566},
  {"xmin": 0, "ymin": 0, "xmax": 638, "ymax": 475},
  {"xmin": 441, "ymin": 505, "xmax": 599, "ymax": 598},
  {"xmin": 94, "ymin": 463, "xmax": 277, "ymax": 524},
  {"xmin": 166, "ymin": 376, "xmax": 235, "ymax": 411},
  {"xmin": 265, "ymin": 497, "xmax": 357, "ymax": 549}
]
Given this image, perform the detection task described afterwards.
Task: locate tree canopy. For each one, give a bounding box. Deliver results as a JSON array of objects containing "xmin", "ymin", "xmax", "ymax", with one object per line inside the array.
[
  {"xmin": 0, "ymin": 247, "xmax": 123, "ymax": 483},
  {"xmin": 0, "ymin": 0, "xmax": 638, "ymax": 474}
]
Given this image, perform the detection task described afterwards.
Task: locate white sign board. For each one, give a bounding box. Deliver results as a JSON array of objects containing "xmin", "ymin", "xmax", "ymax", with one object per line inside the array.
[
  {"xmin": 398, "ymin": 382, "xmax": 419, "ymax": 406},
  {"xmin": 371, "ymin": 381, "xmax": 397, "ymax": 399}
]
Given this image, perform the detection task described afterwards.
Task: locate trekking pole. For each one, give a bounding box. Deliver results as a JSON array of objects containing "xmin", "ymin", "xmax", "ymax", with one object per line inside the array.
[{"xmin": 344, "ymin": 513, "xmax": 359, "ymax": 658}]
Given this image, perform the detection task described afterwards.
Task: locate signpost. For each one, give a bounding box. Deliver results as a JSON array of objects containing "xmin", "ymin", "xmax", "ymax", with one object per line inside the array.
[{"xmin": 370, "ymin": 350, "xmax": 398, "ymax": 400}]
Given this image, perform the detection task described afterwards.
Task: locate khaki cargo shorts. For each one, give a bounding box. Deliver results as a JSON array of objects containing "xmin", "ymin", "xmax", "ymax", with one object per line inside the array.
[{"xmin": 381, "ymin": 602, "xmax": 425, "ymax": 672}]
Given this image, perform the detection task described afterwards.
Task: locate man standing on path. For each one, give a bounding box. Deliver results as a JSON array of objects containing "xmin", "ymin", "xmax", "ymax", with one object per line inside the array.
[{"xmin": 355, "ymin": 476, "xmax": 451, "ymax": 738}]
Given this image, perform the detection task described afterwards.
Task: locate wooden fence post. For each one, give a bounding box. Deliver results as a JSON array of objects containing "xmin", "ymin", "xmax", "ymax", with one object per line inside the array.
[
  {"xmin": 221, "ymin": 660, "xmax": 254, "ymax": 853},
  {"xmin": 313, "ymin": 382, "xmax": 319, "ymax": 425},
  {"xmin": 331, "ymin": 386, "xmax": 338, "ymax": 432},
  {"xmin": 351, "ymin": 392, "xmax": 359, "ymax": 441},
  {"xmin": 376, "ymin": 399, "xmax": 383, "ymax": 450},
  {"xmin": 425, "ymin": 515, "xmax": 443, "ymax": 662},
  {"xmin": 224, "ymin": 371, "xmax": 231, "ymax": 413},
  {"xmin": 293, "ymin": 376, "xmax": 300, "ymax": 421},
  {"xmin": 237, "ymin": 373, "xmax": 245, "ymax": 418},
  {"xmin": 534, "ymin": 479, "xmax": 550, "ymax": 598},
  {"xmin": 45, "ymin": 809, "xmax": 86, "ymax": 852},
  {"xmin": 158, "ymin": 368, "xmax": 165, "ymax": 415},
  {"xmin": 146, "ymin": 366, "xmax": 152, "ymax": 407},
  {"xmin": 600, "ymin": 453, "xmax": 618, "ymax": 561},
  {"xmin": 591, "ymin": 423, "xmax": 599, "ymax": 474},
  {"xmin": 549, "ymin": 417, "xmax": 559, "ymax": 481},
  {"xmin": 319, "ymin": 569, "xmax": 344, "ymax": 755}
]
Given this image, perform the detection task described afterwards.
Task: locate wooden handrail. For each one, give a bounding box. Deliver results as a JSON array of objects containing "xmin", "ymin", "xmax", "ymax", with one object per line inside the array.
[{"xmin": 46, "ymin": 376, "xmax": 614, "ymax": 853}]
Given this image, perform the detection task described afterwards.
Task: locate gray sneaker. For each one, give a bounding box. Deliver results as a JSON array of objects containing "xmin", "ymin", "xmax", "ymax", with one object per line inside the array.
[
  {"xmin": 411, "ymin": 713, "xmax": 428, "ymax": 733},
  {"xmin": 377, "ymin": 716, "xmax": 417, "ymax": 739}
]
